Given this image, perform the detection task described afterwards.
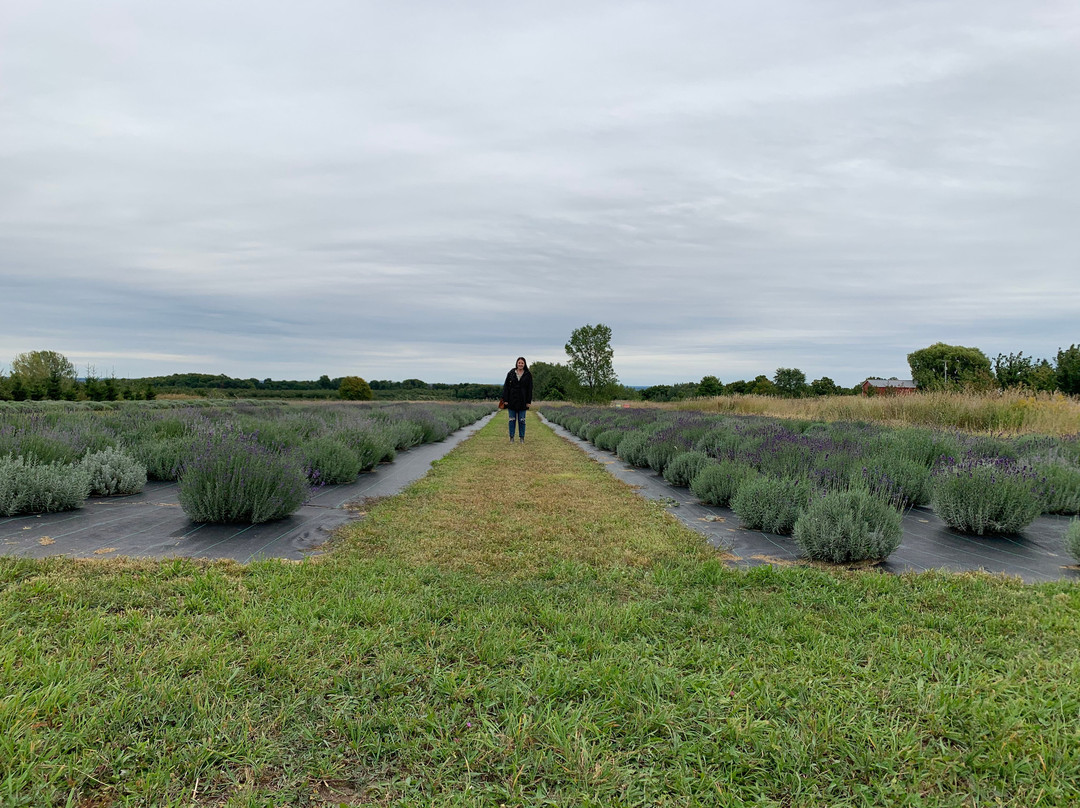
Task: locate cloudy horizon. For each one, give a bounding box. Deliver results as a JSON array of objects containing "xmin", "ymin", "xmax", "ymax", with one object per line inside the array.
[{"xmin": 3, "ymin": 1, "xmax": 1077, "ymax": 387}]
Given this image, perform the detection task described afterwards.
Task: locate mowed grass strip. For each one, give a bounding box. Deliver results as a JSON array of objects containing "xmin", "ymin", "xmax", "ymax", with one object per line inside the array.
[
  {"xmin": 335, "ymin": 411, "xmax": 711, "ymax": 575},
  {"xmin": 0, "ymin": 414, "xmax": 1078, "ymax": 806}
]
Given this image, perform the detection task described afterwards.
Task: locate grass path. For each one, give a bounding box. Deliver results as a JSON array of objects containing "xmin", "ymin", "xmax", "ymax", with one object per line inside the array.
[{"xmin": 1, "ymin": 413, "xmax": 1078, "ymax": 806}]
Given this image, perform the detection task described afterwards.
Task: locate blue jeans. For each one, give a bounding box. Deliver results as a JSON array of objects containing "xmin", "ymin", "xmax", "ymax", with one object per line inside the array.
[{"xmin": 508, "ymin": 409, "xmax": 526, "ymax": 439}]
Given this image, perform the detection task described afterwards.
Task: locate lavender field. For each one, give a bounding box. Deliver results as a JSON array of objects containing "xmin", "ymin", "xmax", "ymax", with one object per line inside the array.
[
  {"xmin": 542, "ymin": 405, "xmax": 1080, "ymax": 563},
  {"xmin": 0, "ymin": 400, "xmax": 493, "ymax": 523}
]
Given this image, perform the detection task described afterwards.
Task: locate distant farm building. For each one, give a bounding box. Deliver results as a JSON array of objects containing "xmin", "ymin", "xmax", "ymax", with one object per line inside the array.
[{"xmin": 861, "ymin": 378, "xmax": 918, "ymax": 396}]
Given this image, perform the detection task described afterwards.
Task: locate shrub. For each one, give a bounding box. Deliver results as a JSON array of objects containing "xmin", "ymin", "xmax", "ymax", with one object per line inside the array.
[
  {"xmin": 690, "ymin": 461, "xmax": 759, "ymax": 507},
  {"xmin": 339, "ymin": 376, "xmax": 373, "ymax": 401},
  {"xmin": 593, "ymin": 428, "xmax": 628, "ymax": 453},
  {"xmin": 0, "ymin": 455, "xmax": 90, "ymax": 515},
  {"xmin": 793, "ymin": 489, "xmax": 903, "ymax": 562},
  {"xmin": 662, "ymin": 451, "xmax": 710, "ymax": 487},
  {"xmin": 134, "ymin": 437, "xmax": 193, "ymax": 481},
  {"xmin": 1, "ymin": 433, "xmax": 81, "ymax": 464},
  {"xmin": 337, "ymin": 427, "xmax": 397, "ymax": 470},
  {"xmin": 81, "ymin": 447, "xmax": 147, "ymax": 496},
  {"xmin": 1066, "ymin": 519, "xmax": 1080, "ymax": 563},
  {"xmin": 616, "ymin": 432, "xmax": 651, "ymax": 467},
  {"xmin": 931, "ymin": 458, "xmax": 1043, "ymax": 535},
  {"xmin": 645, "ymin": 440, "xmax": 683, "ymax": 474},
  {"xmin": 302, "ymin": 436, "xmax": 361, "ymax": 484},
  {"xmin": 731, "ymin": 476, "xmax": 811, "ymax": 535},
  {"xmin": 1036, "ymin": 460, "xmax": 1080, "ymax": 515},
  {"xmin": 695, "ymin": 425, "xmax": 740, "ymax": 456},
  {"xmin": 178, "ymin": 428, "xmax": 309, "ymax": 523},
  {"xmin": 856, "ymin": 454, "xmax": 931, "ymax": 508},
  {"xmin": 885, "ymin": 428, "xmax": 959, "ymax": 467}
]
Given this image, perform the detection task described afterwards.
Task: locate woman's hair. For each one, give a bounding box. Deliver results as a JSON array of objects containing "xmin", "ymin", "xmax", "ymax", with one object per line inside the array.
[{"xmin": 515, "ymin": 356, "xmax": 529, "ymax": 372}]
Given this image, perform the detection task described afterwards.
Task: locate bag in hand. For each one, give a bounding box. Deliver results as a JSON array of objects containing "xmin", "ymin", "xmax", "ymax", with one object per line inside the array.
[{"xmin": 498, "ymin": 399, "xmax": 507, "ymax": 409}]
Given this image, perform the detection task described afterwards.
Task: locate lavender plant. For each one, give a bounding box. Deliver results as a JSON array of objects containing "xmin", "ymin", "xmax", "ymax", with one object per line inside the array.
[
  {"xmin": 0, "ymin": 455, "xmax": 90, "ymax": 515},
  {"xmin": 593, "ymin": 428, "xmax": 630, "ymax": 453},
  {"xmin": 134, "ymin": 437, "xmax": 195, "ymax": 481},
  {"xmin": 690, "ymin": 461, "xmax": 759, "ymax": 507},
  {"xmin": 1066, "ymin": 519, "xmax": 1080, "ymax": 562},
  {"xmin": 81, "ymin": 447, "xmax": 147, "ymax": 496},
  {"xmin": 1033, "ymin": 459, "xmax": 1080, "ymax": 515},
  {"xmin": 301, "ymin": 436, "xmax": 361, "ymax": 484},
  {"xmin": 793, "ymin": 488, "xmax": 903, "ymax": 563},
  {"xmin": 178, "ymin": 427, "xmax": 309, "ymax": 523},
  {"xmin": 857, "ymin": 454, "xmax": 930, "ymax": 508},
  {"xmin": 731, "ymin": 475, "xmax": 812, "ymax": 535},
  {"xmin": 931, "ymin": 456, "xmax": 1044, "ymax": 535},
  {"xmin": 662, "ymin": 451, "xmax": 710, "ymax": 487},
  {"xmin": 616, "ymin": 432, "xmax": 651, "ymax": 468}
]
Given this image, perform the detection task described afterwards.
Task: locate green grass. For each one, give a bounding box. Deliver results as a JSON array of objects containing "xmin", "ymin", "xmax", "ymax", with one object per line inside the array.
[{"xmin": 2, "ymin": 414, "xmax": 1079, "ymax": 806}]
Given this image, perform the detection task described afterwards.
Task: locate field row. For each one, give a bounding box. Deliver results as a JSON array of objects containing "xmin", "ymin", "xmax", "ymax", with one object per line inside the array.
[
  {"xmin": 542, "ymin": 405, "xmax": 1080, "ymax": 564},
  {"xmin": 0, "ymin": 401, "xmax": 494, "ymax": 523}
]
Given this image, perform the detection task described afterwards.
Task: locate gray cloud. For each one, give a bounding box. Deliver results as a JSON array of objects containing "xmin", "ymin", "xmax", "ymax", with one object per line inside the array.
[{"xmin": 2, "ymin": 0, "xmax": 1077, "ymax": 385}]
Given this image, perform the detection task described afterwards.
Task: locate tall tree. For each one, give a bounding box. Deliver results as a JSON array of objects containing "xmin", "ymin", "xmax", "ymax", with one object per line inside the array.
[
  {"xmin": 1056, "ymin": 345, "xmax": 1080, "ymax": 395},
  {"xmin": 697, "ymin": 375, "xmax": 723, "ymax": 396},
  {"xmin": 338, "ymin": 376, "xmax": 373, "ymax": 400},
  {"xmin": 773, "ymin": 367, "xmax": 808, "ymax": 398},
  {"xmin": 810, "ymin": 376, "xmax": 841, "ymax": 396},
  {"xmin": 749, "ymin": 375, "xmax": 779, "ymax": 396},
  {"xmin": 907, "ymin": 342, "xmax": 992, "ymax": 389},
  {"xmin": 565, "ymin": 323, "xmax": 618, "ymax": 403},
  {"xmin": 530, "ymin": 361, "xmax": 580, "ymax": 402},
  {"xmin": 993, "ymin": 352, "xmax": 1034, "ymax": 389},
  {"xmin": 11, "ymin": 350, "xmax": 76, "ymax": 399}
]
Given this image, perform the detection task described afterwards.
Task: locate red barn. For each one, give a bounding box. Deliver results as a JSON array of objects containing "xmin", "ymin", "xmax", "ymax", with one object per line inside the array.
[{"xmin": 861, "ymin": 378, "xmax": 917, "ymax": 396}]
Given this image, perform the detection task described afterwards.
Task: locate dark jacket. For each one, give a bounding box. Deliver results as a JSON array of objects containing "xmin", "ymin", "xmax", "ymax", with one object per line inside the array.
[{"xmin": 502, "ymin": 369, "xmax": 533, "ymax": 411}]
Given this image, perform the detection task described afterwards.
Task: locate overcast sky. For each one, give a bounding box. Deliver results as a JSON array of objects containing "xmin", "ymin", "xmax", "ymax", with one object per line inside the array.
[{"xmin": 2, "ymin": 1, "xmax": 1077, "ymax": 387}]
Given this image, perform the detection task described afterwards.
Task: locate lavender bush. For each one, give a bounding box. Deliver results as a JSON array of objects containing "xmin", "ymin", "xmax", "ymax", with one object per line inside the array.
[
  {"xmin": 593, "ymin": 428, "xmax": 630, "ymax": 453},
  {"xmin": 81, "ymin": 447, "xmax": 147, "ymax": 496},
  {"xmin": 793, "ymin": 489, "xmax": 903, "ymax": 562},
  {"xmin": 690, "ymin": 461, "xmax": 759, "ymax": 507},
  {"xmin": 662, "ymin": 451, "xmax": 710, "ymax": 487},
  {"xmin": 856, "ymin": 454, "xmax": 930, "ymax": 509},
  {"xmin": 0, "ymin": 455, "xmax": 90, "ymax": 515},
  {"xmin": 731, "ymin": 476, "xmax": 812, "ymax": 535},
  {"xmin": 616, "ymin": 432, "xmax": 651, "ymax": 467},
  {"xmin": 1066, "ymin": 519, "xmax": 1080, "ymax": 562},
  {"xmin": 931, "ymin": 457, "xmax": 1043, "ymax": 535},
  {"xmin": 178, "ymin": 427, "xmax": 309, "ymax": 523},
  {"xmin": 134, "ymin": 436, "xmax": 195, "ymax": 481},
  {"xmin": 302, "ymin": 436, "xmax": 361, "ymax": 484},
  {"xmin": 1034, "ymin": 460, "xmax": 1080, "ymax": 515}
]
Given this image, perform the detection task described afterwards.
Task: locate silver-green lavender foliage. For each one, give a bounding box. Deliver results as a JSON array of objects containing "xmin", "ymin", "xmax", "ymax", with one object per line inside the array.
[
  {"xmin": 793, "ymin": 489, "xmax": 903, "ymax": 563},
  {"xmin": 178, "ymin": 428, "xmax": 309, "ymax": 524},
  {"xmin": 931, "ymin": 457, "xmax": 1043, "ymax": 535},
  {"xmin": 690, "ymin": 461, "xmax": 759, "ymax": 507},
  {"xmin": 301, "ymin": 436, "xmax": 361, "ymax": 484},
  {"xmin": 616, "ymin": 432, "xmax": 651, "ymax": 468},
  {"xmin": 731, "ymin": 475, "xmax": 812, "ymax": 535},
  {"xmin": 1066, "ymin": 519, "xmax": 1080, "ymax": 563},
  {"xmin": 0, "ymin": 455, "xmax": 90, "ymax": 516},
  {"xmin": 1035, "ymin": 460, "xmax": 1080, "ymax": 515},
  {"xmin": 662, "ymin": 451, "xmax": 711, "ymax": 487},
  {"xmin": 81, "ymin": 447, "xmax": 147, "ymax": 496}
]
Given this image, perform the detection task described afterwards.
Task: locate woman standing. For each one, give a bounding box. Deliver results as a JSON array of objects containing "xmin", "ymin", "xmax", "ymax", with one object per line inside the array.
[{"xmin": 502, "ymin": 357, "xmax": 533, "ymax": 443}]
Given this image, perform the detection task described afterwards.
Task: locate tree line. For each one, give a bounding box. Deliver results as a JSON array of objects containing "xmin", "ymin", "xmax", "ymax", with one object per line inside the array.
[{"xmin": 3, "ymin": 337, "xmax": 1077, "ymax": 404}]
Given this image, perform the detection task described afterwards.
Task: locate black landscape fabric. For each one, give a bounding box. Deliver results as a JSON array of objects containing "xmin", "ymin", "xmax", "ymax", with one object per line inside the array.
[
  {"xmin": 0, "ymin": 415, "xmax": 492, "ymax": 564},
  {"xmin": 3, "ymin": 412, "xmax": 1077, "ymax": 583},
  {"xmin": 543, "ymin": 416, "xmax": 1080, "ymax": 585}
]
